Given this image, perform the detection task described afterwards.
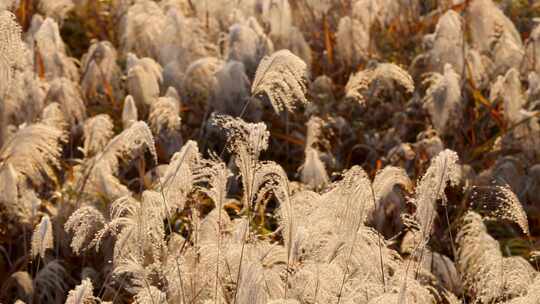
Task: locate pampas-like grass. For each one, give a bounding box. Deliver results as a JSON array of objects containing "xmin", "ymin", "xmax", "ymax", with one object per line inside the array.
[
  {"xmin": 226, "ymin": 21, "xmax": 273, "ymax": 77},
  {"xmin": 31, "ymin": 215, "xmax": 53, "ymax": 259},
  {"xmin": 423, "ymin": 64, "xmax": 462, "ymax": 136},
  {"xmin": 345, "ymin": 63, "xmax": 414, "ymax": 105},
  {"xmin": 252, "ymin": 50, "xmax": 309, "ymax": 115},
  {"xmin": 119, "ymin": 0, "xmax": 166, "ymax": 59},
  {"xmin": 80, "ymin": 41, "xmax": 121, "ymax": 105},
  {"xmin": 336, "ymin": 16, "xmax": 370, "ymax": 68},
  {"xmin": 0, "ymin": 271, "xmax": 33, "ymax": 303},
  {"xmin": 0, "ymin": 121, "xmax": 66, "ymax": 187},
  {"xmin": 64, "ymin": 205, "xmax": 105, "ymax": 254},
  {"xmin": 414, "ymin": 149, "xmax": 460, "ymax": 241},
  {"xmin": 456, "ymin": 211, "xmax": 535, "ymax": 303},
  {"xmin": 210, "ymin": 61, "xmax": 254, "ymax": 118},
  {"xmin": 469, "ymin": 184, "xmax": 530, "ymax": 235},
  {"xmin": 76, "ymin": 121, "xmax": 157, "ymax": 200},
  {"xmin": 1, "ymin": 2, "xmax": 540, "ymax": 304},
  {"xmin": 126, "ymin": 55, "xmax": 162, "ymax": 116},
  {"xmin": 426, "ymin": 10, "xmax": 464, "ymax": 74},
  {"xmin": 122, "ymin": 95, "xmax": 138, "ymax": 130},
  {"xmin": 466, "ymin": 0, "xmax": 524, "ymax": 76},
  {"xmin": 37, "ymin": 0, "xmax": 74, "ymax": 21},
  {"xmin": 182, "ymin": 57, "xmax": 224, "ymax": 113},
  {"xmin": 44, "ymin": 77, "xmax": 87, "ymax": 129},
  {"xmin": 65, "ymin": 278, "xmax": 96, "ymax": 304},
  {"xmin": 148, "ymin": 96, "xmax": 183, "ymax": 160},
  {"xmin": 82, "ymin": 114, "xmax": 114, "ymax": 157},
  {"xmin": 32, "ymin": 18, "xmax": 79, "ymax": 81},
  {"xmin": 0, "ymin": 10, "xmax": 26, "ymax": 99},
  {"xmin": 258, "ymin": 0, "xmax": 293, "ymax": 43}
]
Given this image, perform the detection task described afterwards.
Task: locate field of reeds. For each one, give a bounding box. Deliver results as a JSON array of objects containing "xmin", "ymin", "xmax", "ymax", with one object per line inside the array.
[{"xmin": 1, "ymin": 0, "xmax": 540, "ymax": 303}]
